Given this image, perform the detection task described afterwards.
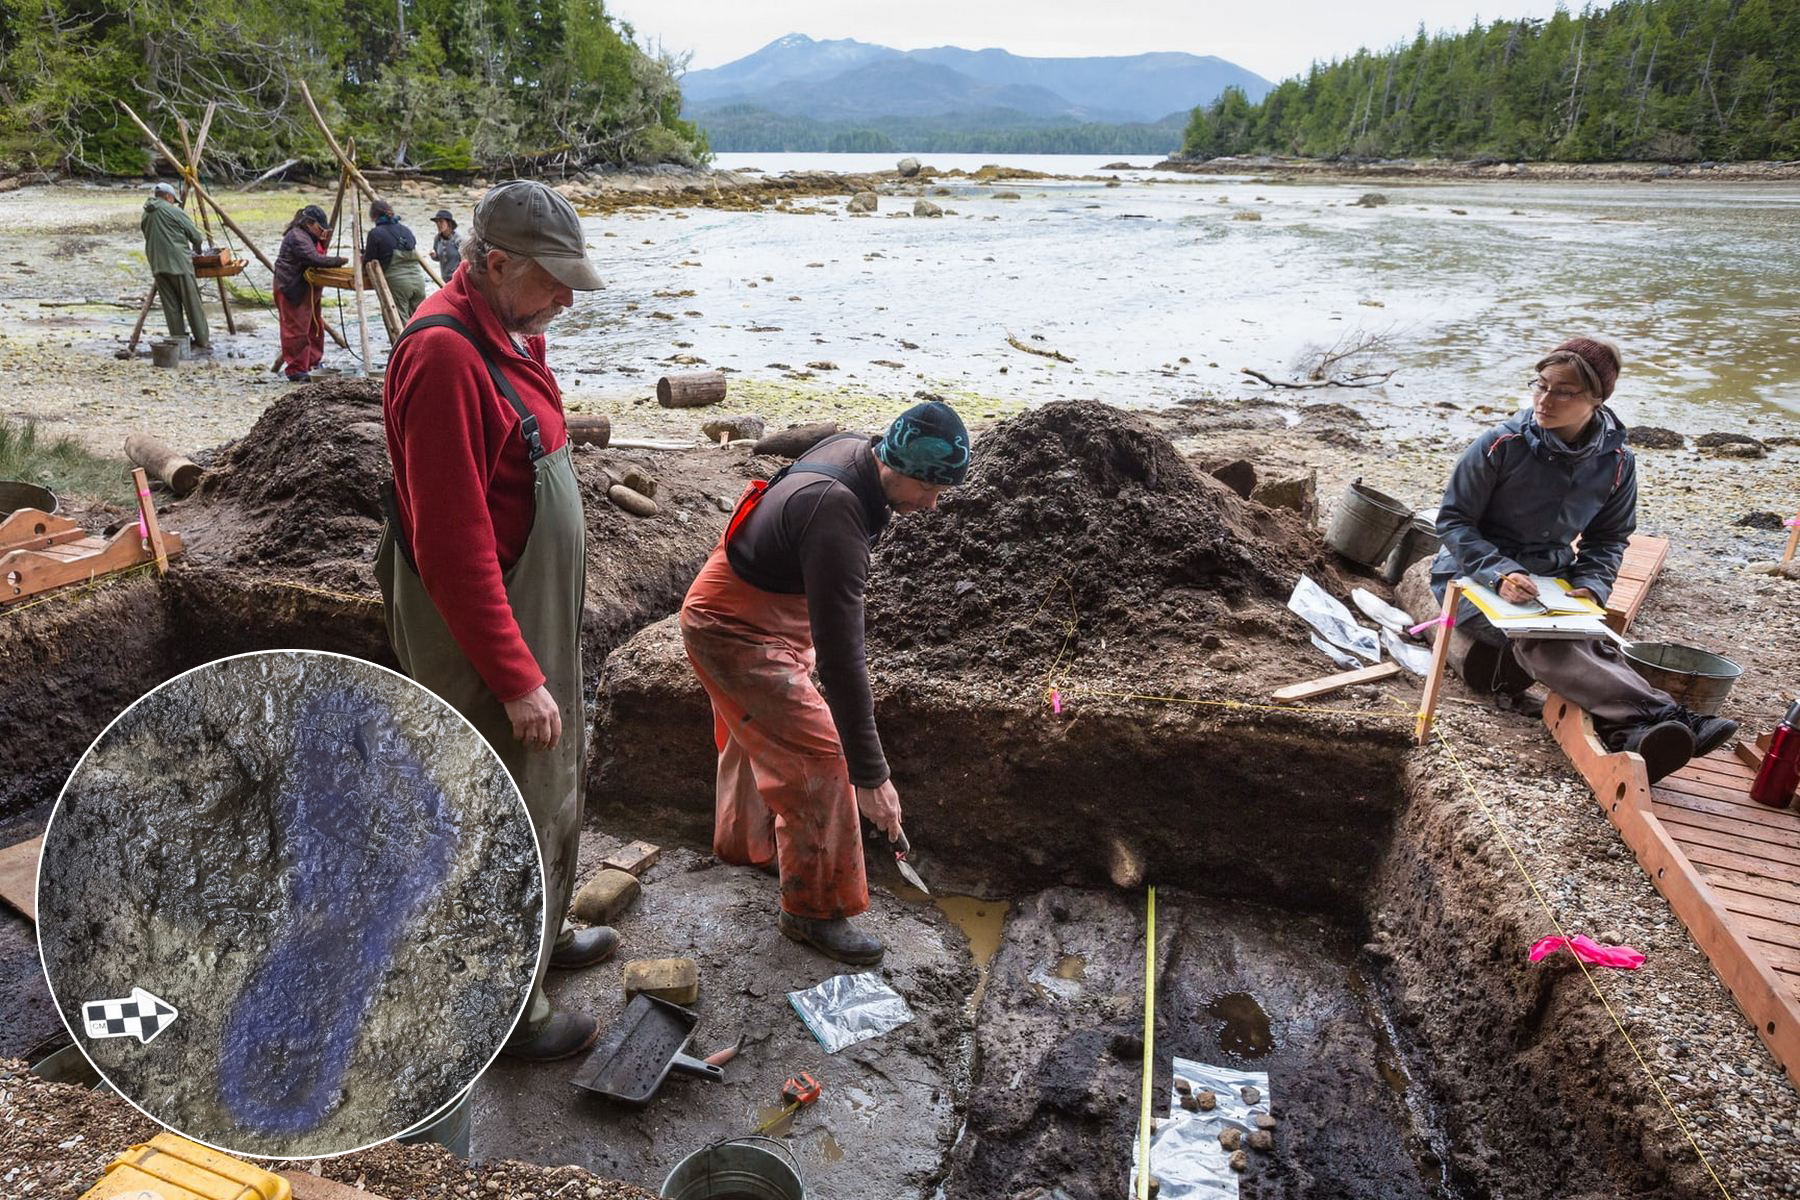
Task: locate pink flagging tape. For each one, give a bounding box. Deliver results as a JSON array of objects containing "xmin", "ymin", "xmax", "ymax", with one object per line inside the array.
[
  {"xmin": 1409, "ymin": 608, "xmax": 1454, "ymax": 637},
  {"xmin": 1529, "ymin": 933, "xmax": 1645, "ymax": 971},
  {"xmin": 1049, "ymin": 686, "xmax": 1062, "ymax": 715},
  {"xmin": 1786, "ymin": 516, "xmax": 1800, "ymax": 527}
]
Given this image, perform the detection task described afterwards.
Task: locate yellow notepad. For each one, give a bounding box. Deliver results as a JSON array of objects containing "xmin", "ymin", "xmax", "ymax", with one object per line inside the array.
[{"xmin": 1456, "ymin": 575, "xmax": 1612, "ymax": 640}]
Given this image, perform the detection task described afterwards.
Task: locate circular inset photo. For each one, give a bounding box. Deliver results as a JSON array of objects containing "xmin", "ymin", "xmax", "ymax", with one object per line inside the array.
[{"xmin": 36, "ymin": 650, "xmax": 544, "ymax": 1157}]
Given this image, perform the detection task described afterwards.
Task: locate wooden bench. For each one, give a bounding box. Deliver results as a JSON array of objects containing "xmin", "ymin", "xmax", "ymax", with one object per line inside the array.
[{"xmin": 1604, "ymin": 534, "xmax": 1669, "ymax": 633}]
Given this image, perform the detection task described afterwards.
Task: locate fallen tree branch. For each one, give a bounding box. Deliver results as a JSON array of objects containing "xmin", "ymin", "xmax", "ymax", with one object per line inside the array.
[
  {"xmin": 245, "ymin": 158, "xmax": 300, "ymax": 190},
  {"xmin": 1240, "ymin": 367, "xmax": 1395, "ymax": 389},
  {"xmin": 1006, "ymin": 333, "xmax": 1074, "ymax": 363}
]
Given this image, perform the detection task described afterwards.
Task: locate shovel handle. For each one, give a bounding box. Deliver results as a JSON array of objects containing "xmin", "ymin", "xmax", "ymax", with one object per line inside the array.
[{"xmin": 669, "ymin": 1053, "xmax": 725, "ymax": 1083}]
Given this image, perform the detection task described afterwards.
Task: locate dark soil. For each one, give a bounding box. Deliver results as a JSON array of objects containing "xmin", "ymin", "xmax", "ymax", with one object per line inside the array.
[
  {"xmin": 948, "ymin": 887, "xmax": 1445, "ymax": 1200},
  {"xmin": 867, "ymin": 400, "xmax": 1341, "ymax": 690},
  {"xmin": 191, "ymin": 379, "xmax": 389, "ymax": 591}
]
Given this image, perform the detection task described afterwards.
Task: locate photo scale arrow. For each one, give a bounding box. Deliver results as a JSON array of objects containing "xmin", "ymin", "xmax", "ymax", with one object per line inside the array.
[{"xmin": 84, "ymin": 987, "xmax": 179, "ymax": 1044}]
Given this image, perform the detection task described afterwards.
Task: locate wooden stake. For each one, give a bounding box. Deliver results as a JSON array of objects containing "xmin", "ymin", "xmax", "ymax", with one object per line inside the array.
[
  {"xmin": 1272, "ymin": 661, "xmax": 1402, "ymax": 703},
  {"xmin": 132, "ymin": 468, "xmax": 169, "ymax": 575},
  {"xmin": 1415, "ymin": 581, "xmax": 1462, "ymax": 745},
  {"xmin": 350, "ymin": 208, "xmax": 370, "ymax": 377},
  {"xmin": 1783, "ymin": 509, "xmax": 1799, "ymax": 566}
]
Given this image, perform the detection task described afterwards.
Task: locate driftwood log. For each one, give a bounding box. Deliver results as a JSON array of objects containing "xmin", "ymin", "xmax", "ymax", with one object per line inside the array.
[
  {"xmin": 657, "ymin": 370, "xmax": 727, "ymax": 408},
  {"xmin": 566, "ymin": 415, "xmax": 612, "ymax": 447},
  {"xmin": 124, "ymin": 433, "xmax": 202, "ymax": 497}
]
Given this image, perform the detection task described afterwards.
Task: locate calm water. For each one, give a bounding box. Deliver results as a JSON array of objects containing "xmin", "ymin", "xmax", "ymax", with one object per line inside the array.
[{"xmin": 559, "ymin": 155, "xmax": 1800, "ymax": 428}]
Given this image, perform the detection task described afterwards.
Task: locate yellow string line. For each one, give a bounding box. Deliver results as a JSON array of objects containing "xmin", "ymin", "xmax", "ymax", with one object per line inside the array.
[
  {"xmin": 1137, "ymin": 883, "xmax": 1157, "ymax": 1200},
  {"xmin": 0, "ymin": 561, "xmax": 161, "ymax": 621},
  {"xmin": 1055, "ymin": 684, "xmax": 1413, "ymax": 723},
  {"xmin": 257, "ymin": 579, "xmax": 382, "ymax": 607},
  {"xmin": 1420, "ymin": 704, "xmax": 1734, "ymax": 1200}
]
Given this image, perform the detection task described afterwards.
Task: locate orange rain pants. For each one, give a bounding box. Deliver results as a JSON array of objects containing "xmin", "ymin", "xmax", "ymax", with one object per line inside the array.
[{"xmin": 678, "ymin": 541, "xmax": 870, "ymax": 920}]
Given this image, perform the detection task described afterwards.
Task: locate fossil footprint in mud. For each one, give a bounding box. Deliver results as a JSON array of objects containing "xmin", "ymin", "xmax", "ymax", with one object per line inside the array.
[{"xmin": 218, "ymin": 686, "xmax": 460, "ymax": 1136}]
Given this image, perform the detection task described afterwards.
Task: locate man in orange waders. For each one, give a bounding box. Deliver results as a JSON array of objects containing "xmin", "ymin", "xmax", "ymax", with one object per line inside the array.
[{"xmin": 679, "ymin": 401, "xmax": 971, "ymax": 965}]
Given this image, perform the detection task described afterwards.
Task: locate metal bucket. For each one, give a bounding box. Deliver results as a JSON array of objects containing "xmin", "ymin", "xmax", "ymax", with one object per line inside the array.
[
  {"xmin": 661, "ymin": 1137, "xmax": 805, "ymax": 1200},
  {"xmin": 151, "ymin": 339, "xmax": 183, "ymax": 369},
  {"xmin": 0, "ymin": 480, "xmax": 60, "ymax": 519},
  {"xmin": 30, "ymin": 1043, "xmax": 115, "ymax": 1094},
  {"xmin": 1325, "ymin": 480, "xmax": 1414, "ymax": 567},
  {"xmin": 1624, "ymin": 641, "xmax": 1744, "ymax": 716},
  {"xmin": 1380, "ymin": 509, "xmax": 1442, "ymax": 584},
  {"xmin": 397, "ymin": 1087, "xmax": 472, "ymax": 1157}
]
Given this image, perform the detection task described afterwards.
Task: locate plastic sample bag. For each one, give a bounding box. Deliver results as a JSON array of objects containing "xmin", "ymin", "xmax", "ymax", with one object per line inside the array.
[
  {"xmin": 1131, "ymin": 1057, "xmax": 1272, "ymax": 1199},
  {"xmin": 1288, "ymin": 575, "xmax": 1381, "ymax": 663},
  {"xmin": 787, "ymin": 972, "xmax": 915, "ymax": 1053}
]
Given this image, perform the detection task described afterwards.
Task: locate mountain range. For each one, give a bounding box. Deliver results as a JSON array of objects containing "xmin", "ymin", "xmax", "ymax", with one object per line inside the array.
[{"xmin": 682, "ymin": 34, "xmax": 1273, "ymax": 153}]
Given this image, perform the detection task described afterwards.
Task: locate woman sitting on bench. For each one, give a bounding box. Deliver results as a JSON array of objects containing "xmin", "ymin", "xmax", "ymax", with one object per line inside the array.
[{"xmin": 1430, "ymin": 336, "xmax": 1736, "ymax": 781}]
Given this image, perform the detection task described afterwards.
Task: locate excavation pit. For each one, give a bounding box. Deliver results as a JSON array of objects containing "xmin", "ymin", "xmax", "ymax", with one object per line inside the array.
[{"xmin": 0, "ymin": 397, "xmax": 1719, "ymax": 1198}]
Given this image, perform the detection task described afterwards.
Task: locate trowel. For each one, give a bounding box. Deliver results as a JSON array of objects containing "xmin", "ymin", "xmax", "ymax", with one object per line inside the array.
[{"xmin": 891, "ymin": 826, "xmax": 930, "ymax": 895}]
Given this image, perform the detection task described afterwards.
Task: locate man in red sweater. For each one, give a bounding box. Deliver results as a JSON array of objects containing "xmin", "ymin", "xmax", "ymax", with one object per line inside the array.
[{"xmin": 376, "ymin": 180, "xmax": 613, "ymax": 1061}]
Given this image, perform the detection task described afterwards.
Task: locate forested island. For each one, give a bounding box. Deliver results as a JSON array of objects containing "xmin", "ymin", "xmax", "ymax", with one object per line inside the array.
[
  {"xmin": 0, "ymin": 0, "xmax": 709, "ymax": 176},
  {"xmin": 1180, "ymin": 0, "xmax": 1798, "ymax": 162}
]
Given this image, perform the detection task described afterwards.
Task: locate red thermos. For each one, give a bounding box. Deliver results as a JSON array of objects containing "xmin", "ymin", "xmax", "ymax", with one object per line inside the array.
[{"xmin": 1750, "ymin": 700, "xmax": 1800, "ymax": 809}]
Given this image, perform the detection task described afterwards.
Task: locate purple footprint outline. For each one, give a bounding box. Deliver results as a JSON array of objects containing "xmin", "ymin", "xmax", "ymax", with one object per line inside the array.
[{"xmin": 219, "ymin": 685, "xmax": 460, "ymax": 1138}]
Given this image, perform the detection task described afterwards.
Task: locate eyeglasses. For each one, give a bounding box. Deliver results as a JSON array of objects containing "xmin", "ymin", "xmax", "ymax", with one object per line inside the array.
[{"xmin": 1529, "ymin": 378, "xmax": 1590, "ymax": 401}]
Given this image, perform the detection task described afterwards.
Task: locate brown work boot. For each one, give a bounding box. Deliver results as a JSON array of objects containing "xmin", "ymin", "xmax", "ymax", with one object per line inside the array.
[
  {"xmin": 550, "ymin": 926, "xmax": 620, "ymax": 970},
  {"xmin": 778, "ymin": 912, "xmax": 884, "ymax": 966},
  {"xmin": 501, "ymin": 1010, "xmax": 599, "ymax": 1062}
]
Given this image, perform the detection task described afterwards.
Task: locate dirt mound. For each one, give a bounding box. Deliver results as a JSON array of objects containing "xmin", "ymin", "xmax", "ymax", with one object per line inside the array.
[
  {"xmin": 868, "ymin": 400, "xmax": 1333, "ymax": 682},
  {"xmin": 190, "ymin": 379, "xmax": 388, "ymax": 586}
]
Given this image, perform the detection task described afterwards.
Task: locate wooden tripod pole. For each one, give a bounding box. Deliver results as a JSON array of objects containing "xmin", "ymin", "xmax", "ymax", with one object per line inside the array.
[
  {"xmin": 350, "ymin": 206, "xmax": 371, "ymax": 376},
  {"xmin": 299, "ymin": 82, "xmax": 384, "ymax": 209},
  {"xmin": 117, "ymin": 101, "xmax": 274, "ymax": 274},
  {"xmin": 175, "ymin": 105, "xmax": 235, "ymax": 335},
  {"xmin": 328, "ymin": 139, "xmax": 354, "ymax": 236}
]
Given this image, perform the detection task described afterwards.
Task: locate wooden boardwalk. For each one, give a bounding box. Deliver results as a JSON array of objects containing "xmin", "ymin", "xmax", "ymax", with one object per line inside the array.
[{"xmin": 1545, "ymin": 699, "xmax": 1800, "ymax": 1090}]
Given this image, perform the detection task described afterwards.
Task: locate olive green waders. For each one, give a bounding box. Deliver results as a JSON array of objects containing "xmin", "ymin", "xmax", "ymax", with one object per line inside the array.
[
  {"xmin": 375, "ymin": 322, "xmax": 586, "ymax": 1042},
  {"xmin": 385, "ymin": 255, "xmax": 431, "ymax": 323},
  {"xmin": 154, "ymin": 270, "xmax": 210, "ymax": 347}
]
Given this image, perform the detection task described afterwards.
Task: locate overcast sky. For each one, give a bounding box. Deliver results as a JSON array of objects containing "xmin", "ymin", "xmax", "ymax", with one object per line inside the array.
[{"xmin": 605, "ymin": 1, "xmax": 1574, "ymax": 81}]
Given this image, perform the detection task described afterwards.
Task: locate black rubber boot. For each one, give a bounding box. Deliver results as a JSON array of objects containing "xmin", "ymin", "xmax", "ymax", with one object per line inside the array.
[
  {"xmin": 550, "ymin": 925, "xmax": 620, "ymax": 970},
  {"xmin": 1676, "ymin": 707, "xmax": 1740, "ymax": 760},
  {"xmin": 1621, "ymin": 719, "xmax": 1697, "ymax": 784},
  {"xmin": 501, "ymin": 1010, "xmax": 599, "ymax": 1062},
  {"xmin": 778, "ymin": 913, "xmax": 884, "ymax": 966}
]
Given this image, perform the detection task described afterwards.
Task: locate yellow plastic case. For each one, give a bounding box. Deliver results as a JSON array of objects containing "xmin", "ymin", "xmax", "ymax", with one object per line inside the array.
[{"xmin": 80, "ymin": 1132, "xmax": 290, "ymax": 1200}]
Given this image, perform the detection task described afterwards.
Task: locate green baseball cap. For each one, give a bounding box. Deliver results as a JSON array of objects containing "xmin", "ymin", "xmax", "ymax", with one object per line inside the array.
[{"xmin": 471, "ymin": 180, "xmax": 603, "ymax": 291}]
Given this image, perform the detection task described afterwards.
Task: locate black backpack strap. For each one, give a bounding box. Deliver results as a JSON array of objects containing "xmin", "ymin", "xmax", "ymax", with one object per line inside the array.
[
  {"xmin": 792, "ymin": 432, "xmax": 889, "ymax": 534},
  {"xmin": 396, "ymin": 314, "xmax": 546, "ymax": 461}
]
